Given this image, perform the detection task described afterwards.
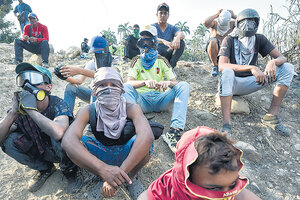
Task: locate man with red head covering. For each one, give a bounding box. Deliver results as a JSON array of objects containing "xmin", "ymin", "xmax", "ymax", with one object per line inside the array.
[{"xmin": 138, "ymin": 127, "xmax": 261, "ymax": 200}]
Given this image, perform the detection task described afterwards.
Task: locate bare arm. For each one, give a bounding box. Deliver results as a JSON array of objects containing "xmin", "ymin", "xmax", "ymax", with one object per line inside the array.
[
  {"xmin": 0, "ymin": 93, "xmax": 20, "ymax": 143},
  {"xmin": 119, "ymin": 103, "xmax": 154, "ymax": 174},
  {"xmin": 219, "ymin": 56, "xmax": 255, "ymax": 72},
  {"xmin": 25, "ymin": 110, "xmax": 69, "ymax": 141},
  {"xmin": 203, "ymin": 9, "xmax": 222, "ymax": 28},
  {"xmin": 65, "ymin": 75, "xmax": 88, "ymax": 84},
  {"xmin": 127, "ymin": 76, "xmax": 147, "ymax": 89},
  {"xmin": 269, "ymin": 49, "xmax": 287, "ymax": 66},
  {"xmin": 60, "ymin": 66, "xmax": 95, "ymax": 78},
  {"xmin": 235, "ymin": 188, "xmax": 261, "ymax": 200}
]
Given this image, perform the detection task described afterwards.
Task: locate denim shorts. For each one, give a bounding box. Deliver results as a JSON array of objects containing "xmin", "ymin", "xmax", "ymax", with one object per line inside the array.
[{"xmin": 81, "ymin": 135, "xmax": 153, "ymax": 167}]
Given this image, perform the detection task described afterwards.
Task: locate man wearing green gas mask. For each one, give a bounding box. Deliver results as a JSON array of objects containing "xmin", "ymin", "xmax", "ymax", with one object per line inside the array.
[
  {"xmin": 124, "ymin": 24, "xmax": 140, "ymax": 60},
  {"xmin": 0, "ymin": 62, "xmax": 83, "ymax": 193}
]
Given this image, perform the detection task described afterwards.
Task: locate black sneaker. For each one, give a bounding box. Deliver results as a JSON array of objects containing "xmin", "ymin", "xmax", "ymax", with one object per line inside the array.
[
  {"xmin": 162, "ymin": 128, "xmax": 181, "ymax": 153},
  {"xmin": 221, "ymin": 123, "xmax": 232, "ymax": 137},
  {"xmin": 262, "ymin": 115, "xmax": 291, "ymax": 136},
  {"xmin": 42, "ymin": 62, "xmax": 49, "ymax": 68},
  {"xmin": 63, "ymin": 166, "xmax": 84, "ymax": 193},
  {"xmin": 28, "ymin": 166, "xmax": 56, "ymax": 192}
]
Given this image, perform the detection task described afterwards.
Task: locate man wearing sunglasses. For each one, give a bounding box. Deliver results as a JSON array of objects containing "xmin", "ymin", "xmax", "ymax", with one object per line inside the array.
[
  {"xmin": 152, "ymin": 3, "xmax": 185, "ymax": 68},
  {"xmin": 0, "ymin": 63, "xmax": 82, "ymax": 193},
  {"xmin": 123, "ymin": 25, "xmax": 190, "ymax": 154}
]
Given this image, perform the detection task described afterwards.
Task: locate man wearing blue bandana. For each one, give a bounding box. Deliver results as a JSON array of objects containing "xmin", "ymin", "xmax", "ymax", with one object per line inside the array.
[{"xmin": 123, "ymin": 25, "xmax": 190, "ymax": 153}]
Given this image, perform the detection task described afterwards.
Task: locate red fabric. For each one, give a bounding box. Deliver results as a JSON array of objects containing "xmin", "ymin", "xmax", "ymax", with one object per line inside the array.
[
  {"xmin": 23, "ymin": 23, "xmax": 49, "ymax": 42},
  {"xmin": 148, "ymin": 126, "xmax": 249, "ymax": 200}
]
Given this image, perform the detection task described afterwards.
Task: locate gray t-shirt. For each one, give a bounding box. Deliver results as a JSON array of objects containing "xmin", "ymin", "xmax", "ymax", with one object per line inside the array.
[
  {"xmin": 152, "ymin": 23, "xmax": 179, "ymax": 51},
  {"xmin": 218, "ymin": 34, "xmax": 275, "ymax": 77}
]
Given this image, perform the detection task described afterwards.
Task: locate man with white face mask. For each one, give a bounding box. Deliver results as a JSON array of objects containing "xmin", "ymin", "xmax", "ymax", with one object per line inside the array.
[
  {"xmin": 218, "ymin": 8, "xmax": 294, "ymax": 136},
  {"xmin": 204, "ymin": 9, "xmax": 236, "ymax": 76},
  {"xmin": 62, "ymin": 67, "xmax": 154, "ymax": 200}
]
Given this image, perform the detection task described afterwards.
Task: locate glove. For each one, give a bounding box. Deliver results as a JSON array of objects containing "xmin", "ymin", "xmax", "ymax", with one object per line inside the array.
[
  {"xmin": 54, "ymin": 65, "xmax": 67, "ymax": 80},
  {"xmin": 20, "ymin": 90, "xmax": 38, "ymax": 111}
]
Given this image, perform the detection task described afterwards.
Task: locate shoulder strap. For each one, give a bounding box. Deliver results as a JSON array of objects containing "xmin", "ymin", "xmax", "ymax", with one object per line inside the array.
[
  {"xmin": 88, "ymin": 103, "xmax": 97, "ymax": 133},
  {"xmin": 157, "ymin": 54, "xmax": 172, "ymax": 68},
  {"xmin": 130, "ymin": 55, "xmax": 140, "ymax": 68}
]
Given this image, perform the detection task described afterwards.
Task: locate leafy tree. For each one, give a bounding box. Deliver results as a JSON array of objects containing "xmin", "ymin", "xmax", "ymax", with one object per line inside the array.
[
  {"xmin": 100, "ymin": 28, "xmax": 117, "ymax": 45},
  {"xmin": 117, "ymin": 22, "xmax": 132, "ymax": 42},
  {"xmin": 181, "ymin": 23, "xmax": 210, "ymax": 61},
  {"xmin": 175, "ymin": 21, "xmax": 190, "ymax": 35},
  {"xmin": 0, "ymin": 0, "xmax": 20, "ymax": 43}
]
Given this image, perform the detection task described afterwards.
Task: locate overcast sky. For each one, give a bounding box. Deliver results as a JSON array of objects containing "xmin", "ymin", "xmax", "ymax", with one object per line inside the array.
[{"xmin": 7, "ymin": 0, "xmax": 288, "ymax": 51}]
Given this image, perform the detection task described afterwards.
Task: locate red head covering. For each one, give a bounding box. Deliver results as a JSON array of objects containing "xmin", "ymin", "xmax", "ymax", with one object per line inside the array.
[{"xmin": 147, "ymin": 126, "xmax": 248, "ymax": 200}]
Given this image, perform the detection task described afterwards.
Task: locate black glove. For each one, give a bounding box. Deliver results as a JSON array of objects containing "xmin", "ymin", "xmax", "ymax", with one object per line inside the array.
[
  {"xmin": 54, "ymin": 65, "xmax": 67, "ymax": 80},
  {"xmin": 20, "ymin": 90, "xmax": 38, "ymax": 111}
]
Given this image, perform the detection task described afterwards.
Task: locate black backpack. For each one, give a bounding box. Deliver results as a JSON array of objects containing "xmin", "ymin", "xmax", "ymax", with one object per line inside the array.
[{"xmin": 88, "ymin": 103, "xmax": 164, "ymax": 146}]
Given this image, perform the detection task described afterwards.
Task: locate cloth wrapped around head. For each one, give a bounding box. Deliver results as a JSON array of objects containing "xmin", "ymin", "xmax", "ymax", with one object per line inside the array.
[
  {"xmin": 92, "ymin": 67, "xmax": 127, "ymax": 140},
  {"xmin": 217, "ymin": 10, "xmax": 232, "ymax": 36}
]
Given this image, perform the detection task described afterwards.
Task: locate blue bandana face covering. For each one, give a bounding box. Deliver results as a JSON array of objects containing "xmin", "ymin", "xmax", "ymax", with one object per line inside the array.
[{"xmin": 140, "ymin": 48, "xmax": 158, "ymax": 70}]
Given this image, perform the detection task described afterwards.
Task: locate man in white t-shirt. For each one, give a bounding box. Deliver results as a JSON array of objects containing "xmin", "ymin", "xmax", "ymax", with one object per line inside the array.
[{"xmin": 54, "ymin": 36, "xmax": 112, "ymax": 112}]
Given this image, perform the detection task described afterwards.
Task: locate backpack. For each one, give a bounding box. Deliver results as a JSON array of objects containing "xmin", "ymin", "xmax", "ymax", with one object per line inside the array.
[{"xmin": 88, "ymin": 103, "xmax": 164, "ymax": 146}]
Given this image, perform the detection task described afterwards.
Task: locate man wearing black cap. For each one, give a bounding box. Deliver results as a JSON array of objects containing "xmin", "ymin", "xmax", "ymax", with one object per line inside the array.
[
  {"xmin": 0, "ymin": 63, "xmax": 82, "ymax": 193},
  {"xmin": 12, "ymin": 13, "xmax": 50, "ymax": 68},
  {"xmin": 152, "ymin": 3, "xmax": 185, "ymax": 68}
]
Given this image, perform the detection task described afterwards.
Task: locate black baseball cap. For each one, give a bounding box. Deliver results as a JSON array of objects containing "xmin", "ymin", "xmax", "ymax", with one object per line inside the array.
[{"xmin": 157, "ymin": 3, "xmax": 169, "ymax": 12}]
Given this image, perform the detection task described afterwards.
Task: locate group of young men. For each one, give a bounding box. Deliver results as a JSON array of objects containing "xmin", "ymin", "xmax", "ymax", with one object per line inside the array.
[{"xmin": 0, "ymin": 2, "xmax": 295, "ymax": 200}]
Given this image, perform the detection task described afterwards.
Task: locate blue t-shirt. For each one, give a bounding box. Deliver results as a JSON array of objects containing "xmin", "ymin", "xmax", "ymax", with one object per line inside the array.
[
  {"xmin": 152, "ymin": 23, "xmax": 179, "ymax": 51},
  {"xmin": 14, "ymin": 3, "xmax": 32, "ymax": 22}
]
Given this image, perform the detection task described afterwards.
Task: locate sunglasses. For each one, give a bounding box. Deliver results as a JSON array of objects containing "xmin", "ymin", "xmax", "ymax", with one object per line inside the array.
[
  {"xmin": 137, "ymin": 38, "xmax": 157, "ymax": 49},
  {"xmin": 16, "ymin": 71, "xmax": 51, "ymax": 87}
]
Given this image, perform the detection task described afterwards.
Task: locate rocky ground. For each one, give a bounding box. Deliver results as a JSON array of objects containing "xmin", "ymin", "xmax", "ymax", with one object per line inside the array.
[{"xmin": 0, "ymin": 43, "xmax": 299, "ymax": 200}]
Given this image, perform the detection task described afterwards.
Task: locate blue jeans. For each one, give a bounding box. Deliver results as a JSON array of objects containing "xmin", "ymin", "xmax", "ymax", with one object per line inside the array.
[
  {"xmin": 64, "ymin": 83, "xmax": 95, "ymax": 112},
  {"xmin": 81, "ymin": 135, "xmax": 136, "ymax": 166},
  {"xmin": 20, "ymin": 21, "xmax": 30, "ymax": 33},
  {"xmin": 123, "ymin": 82, "xmax": 190, "ymax": 130},
  {"xmin": 219, "ymin": 63, "xmax": 294, "ymax": 96},
  {"xmin": 14, "ymin": 38, "xmax": 50, "ymax": 63}
]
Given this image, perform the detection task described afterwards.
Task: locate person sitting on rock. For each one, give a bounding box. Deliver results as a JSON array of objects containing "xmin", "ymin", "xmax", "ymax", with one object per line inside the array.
[
  {"xmin": 54, "ymin": 35, "xmax": 112, "ymax": 113},
  {"xmin": 138, "ymin": 126, "xmax": 261, "ymax": 200},
  {"xmin": 124, "ymin": 24, "xmax": 140, "ymax": 60},
  {"xmin": 203, "ymin": 9, "xmax": 236, "ymax": 77},
  {"xmin": 218, "ymin": 8, "xmax": 294, "ymax": 136},
  {"xmin": 152, "ymin": 3, "xmax": 185, "ymax": 68},
  {"xmin": 61, "ymin": 67, "xmax": 154, "ymax": 200},
  {"xmin": 81, "ymin": 38, "xmax": 90, "ymax": 53},
  {"xmin": 0, "ymin": 63, "xmax": 82, "ymax": 193},
  {"xmin": 123, "ymin": 25, "xmax": 190, "ymax": 153},
  {"xmin": 13, "ymin": 13, "xmax": 50, "ymax": 68}
]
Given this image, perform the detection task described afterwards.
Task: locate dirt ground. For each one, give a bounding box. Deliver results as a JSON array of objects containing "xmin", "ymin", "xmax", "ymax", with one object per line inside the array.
[{"xmin": 0, "ymin": 43, "xmax": 299, "ymax": 200}]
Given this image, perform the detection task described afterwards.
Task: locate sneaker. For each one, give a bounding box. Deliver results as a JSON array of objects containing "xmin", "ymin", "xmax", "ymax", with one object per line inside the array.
[
  {"xmin": 221, "ymin": 124, "xmax": 232, "ymax": 137},
  {"xmin": 63, "ymin": 166, "xmax": 84, "ymax": 193},
  {"xmin": 88, "ymin": 180, "xmax": 104, "ymax": 200},
  {"xmin": 42, "ymin": 62, "xmax": 49, "ymax": 68},
  {"xmin": 28, "ymin": 166, "xmax": 56, "ymax": 192},
  {"xmin": 125, "ymin": 176, "xmax": 145, "ymax": 200},
  {"xmin": 261, "ymin": 115, "xmax": 291, "ymax": 136},
  {"xmin": 162, "ymin": 128, "xmax": 181, "ymax": 153},
  {"xmin": 211, "ymin": 65, "xmax": 219, "ymax": 77}
]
